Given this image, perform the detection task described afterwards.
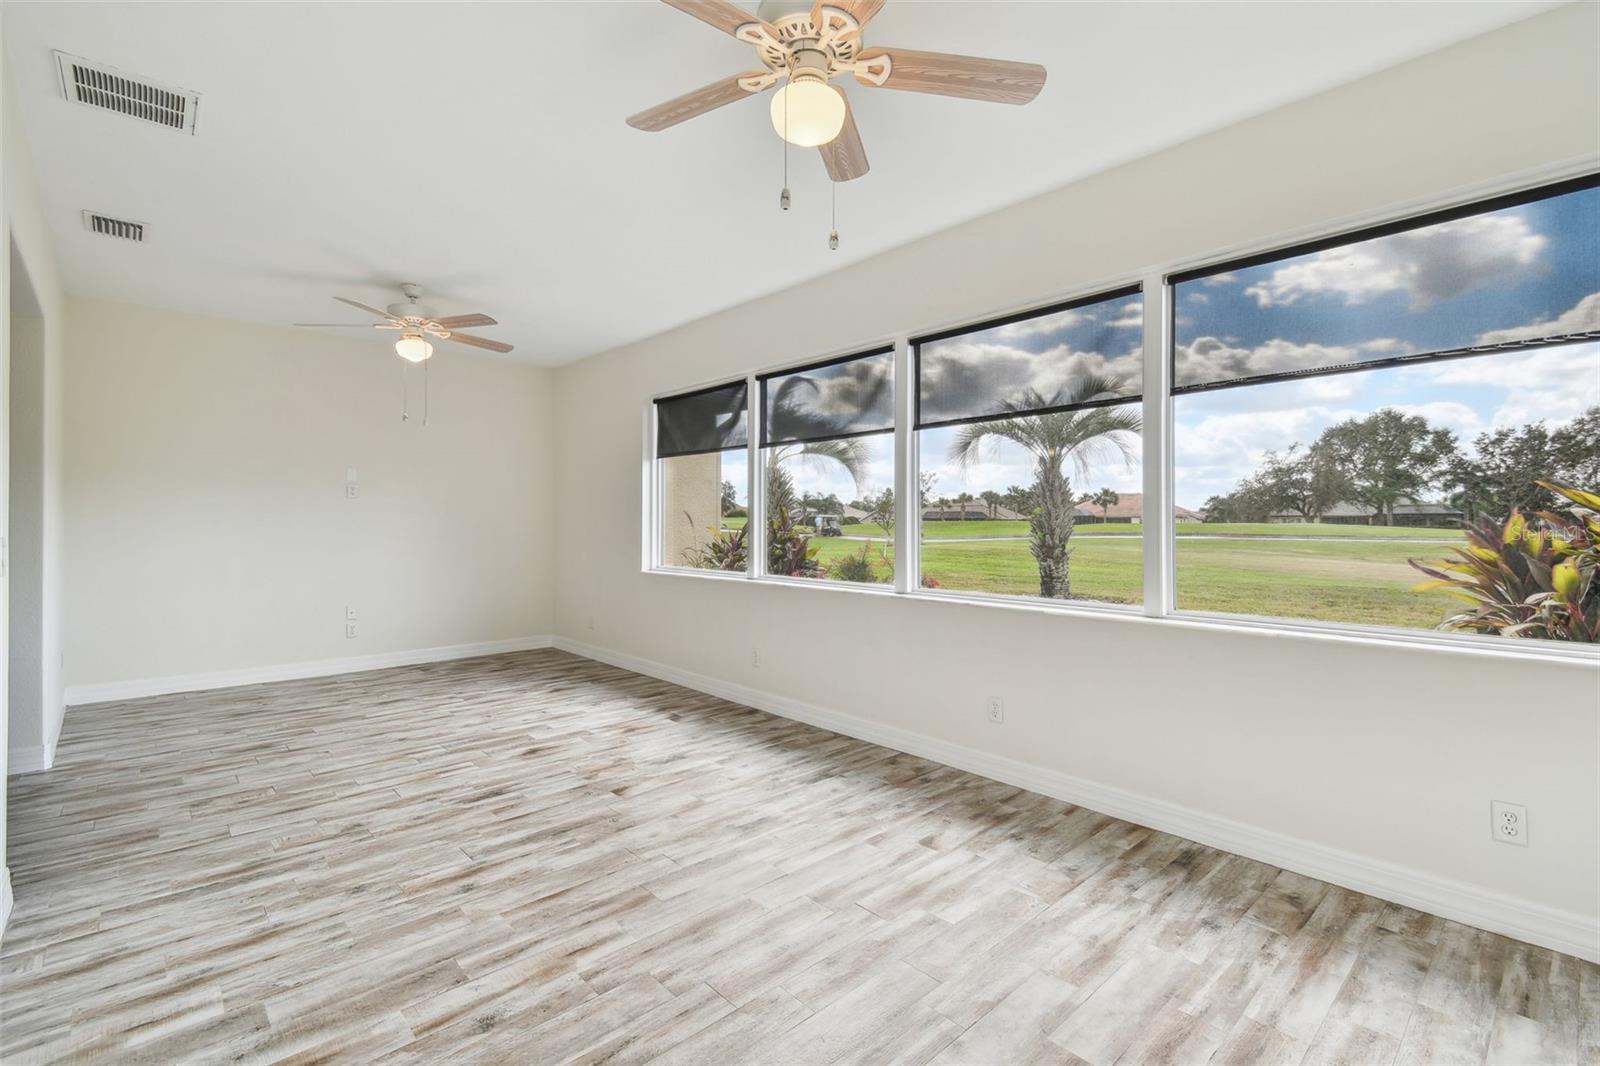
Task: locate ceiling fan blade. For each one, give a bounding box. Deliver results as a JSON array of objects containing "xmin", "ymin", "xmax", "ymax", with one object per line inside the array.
[
  {"xmin": 854, "ymin": 48, "xmax": 1046, "ymax": 105},
  {"xmin": 627, "ymin": 73, "xmax": 768, "ymax": 132},
  {"xmin": 819, "ymin": 96, "xmax": 869, "ymax": 182},
  {"xmin": 445, "ymin": 331, "xmax": 514, "ymax": 354},
  {"xmin": 332, "ymin": 295, "xmax": 395, "ymax": 319},
  {"xmin": 813, "ymin": 0, "xmax": 886, "ymax": 30},
  {"xmin": 293, "ymin": 322, "xmax": 380, "ymax": 327},
  {"xmin": 431, "ymin": 313, "xmax": 497, "ymax": 329},
  {"xmin": 661, "ymin": 0, "xmax": 774, "ymax": 37}
]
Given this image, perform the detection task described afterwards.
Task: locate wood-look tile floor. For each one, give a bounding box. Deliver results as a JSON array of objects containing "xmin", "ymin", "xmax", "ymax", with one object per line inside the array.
[{"xmin": 2, "ymin": 650, "xmax": 1594, "ymax": 1065}]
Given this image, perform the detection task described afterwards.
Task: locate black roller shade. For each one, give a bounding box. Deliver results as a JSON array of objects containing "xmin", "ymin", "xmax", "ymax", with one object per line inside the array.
[
  {"xmin": 655, "ymin": 380, "xmax": 748, "ymax": 458},
  {"xmin": 1171, "ymin": 173, "xmax": 1600, "ymax": 395},
  {"xmin": 914, "ymin": 287, "xmax": 1143, "ymax": 430},
  {"xmin": 760, "ymin": 347, "xmax": 895, "ymax": 446}
]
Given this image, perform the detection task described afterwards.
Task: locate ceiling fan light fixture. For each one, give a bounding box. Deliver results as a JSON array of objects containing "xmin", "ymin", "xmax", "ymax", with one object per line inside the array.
[
  {"xmin": 395, "ymin": 334, "xmax": 434, "ymax": 363},
  {"xmin": 769, "ymin": 77, "xmax": 846, "ymax": 147}
]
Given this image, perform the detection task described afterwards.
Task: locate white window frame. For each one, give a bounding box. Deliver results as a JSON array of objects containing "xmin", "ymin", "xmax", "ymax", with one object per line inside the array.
[{"xmin": 643, "ymin": 156, "xmax": 1600, "ymax": 664}]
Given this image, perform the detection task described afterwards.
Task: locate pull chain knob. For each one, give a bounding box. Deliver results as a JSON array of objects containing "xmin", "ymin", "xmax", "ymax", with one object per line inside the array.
[
  {"xmin": 828, "ymin": 228, "xmax": 839, "ymax": 251},
  {"xmin": 780, "ymin": 186, "xmax": 791, "ymax": 211}
]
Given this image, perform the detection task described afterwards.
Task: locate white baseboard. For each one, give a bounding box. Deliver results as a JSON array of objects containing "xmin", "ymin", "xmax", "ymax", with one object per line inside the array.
[
  {"xmin": 64, "ymin": 636, "xmax": 555, "ymax": 707},
  {"xmin": 551, "ymin": 635, "xmax": 1599, "ymax": 964},
  {"xmin": 0, "ymin": 867, "xmax": 11, "ymax": 946},
  {"xmin": 9, "ymin": 743, "xmax": 53, "ymax": 774}
]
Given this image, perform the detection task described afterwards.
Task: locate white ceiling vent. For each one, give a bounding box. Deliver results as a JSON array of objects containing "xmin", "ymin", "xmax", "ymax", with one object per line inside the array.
[
  {"xmin": 82, "ymin": 211, "xmax": 147, "ymax": 244},
  {"xmin": 54, "ymin": 51, "xmax": 200, "ymax": 134}
]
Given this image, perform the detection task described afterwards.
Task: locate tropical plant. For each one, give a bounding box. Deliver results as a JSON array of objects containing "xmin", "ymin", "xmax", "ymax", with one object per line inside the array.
[
  {"xmin": 719, "ymin": 479, "xmax": 739, "ymax": 515},
  {"xmin": 949, "ymin": 378, "xmax": 1140, "ymax": 599},
  {"xmin": 827, "ymin": 544, "xmax": 886, "ymax": 584},
  {"xmin": 1409, "ymin": 480, "xmax": 1599, "ymax": 642},
  {"xmin": 980, "ymin": 490, "xmax": 1002, "ymax": 519},
  {"xmin": 767, "ymin": 506, "xmax": 821, "ymax": 578},
  {"xmin": 682, "ymin": 525, "xmax": 747, "ymax": 572}
]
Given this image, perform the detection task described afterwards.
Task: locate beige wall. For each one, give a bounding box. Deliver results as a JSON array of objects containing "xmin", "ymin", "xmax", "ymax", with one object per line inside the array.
[
  {"xmin": 551, "ymin": 5, "xmax": 1600, "ymax": 954},
  {"xmin": 661, "ymin": 452, "xmax": 723, "ymax": 568},
  {"xmin": 63, "ymin": 298, "xmax": 554, "ymax": 690},
  {"xmin": 3, "ymin": 37, "xmax": 70, "ymax": 933}
]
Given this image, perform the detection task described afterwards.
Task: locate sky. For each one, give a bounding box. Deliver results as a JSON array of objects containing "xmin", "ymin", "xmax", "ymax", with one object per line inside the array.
[{"xmin": 733, "ymin": 182, "xmax": 1599, "ymax": 513}]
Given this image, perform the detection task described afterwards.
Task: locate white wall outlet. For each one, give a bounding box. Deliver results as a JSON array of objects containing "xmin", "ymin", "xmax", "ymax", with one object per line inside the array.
[
  {"xmin": 751, "ymin": 647, "xmax": 761, "ymax": 669},
  {"xmin": 345, "ymin": 622, "xmax": 358, "ymax": 639},
  {"xmin": 345, "ymin": 605, "xmax": 357, "ymax": 622},
  {"xmin": 1491, "ymin": 801, "xmax": 1528, "ymax": 846},
  {"xmin": 987, "ymin": 697, "xmax": 1004, "ymax": 724},
  {"xmin": 345, "ymin": 467, "xmax": 359, "ymax": 498}
]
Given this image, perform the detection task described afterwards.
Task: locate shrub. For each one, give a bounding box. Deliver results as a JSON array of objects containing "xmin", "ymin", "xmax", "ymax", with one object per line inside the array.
[
  {"xmin": 1410, "ymin": 480, "xmax": 1598, "ymax": 642},
  {"xmin": 682, "ymin": 526, "xmax": 747, "ymax": 571},
  {"xmin": 826, "ymin": 545, "xmax": 886, "ymax": 584}
]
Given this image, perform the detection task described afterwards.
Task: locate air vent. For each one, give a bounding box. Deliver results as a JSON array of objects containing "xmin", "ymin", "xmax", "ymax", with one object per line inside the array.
[
  {"xmin": 82, "ymin": 211, "xmax": 147, "ymax": 243},
  {"xmin": 54, "ymin": 51, "xmax": 200, "ymax": 134}
]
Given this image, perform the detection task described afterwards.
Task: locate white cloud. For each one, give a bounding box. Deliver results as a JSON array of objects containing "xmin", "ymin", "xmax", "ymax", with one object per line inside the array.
[
  {"xmin": 1476, "ymin": 291, "xmax": 1600, "ymax": 344},
  {"xmin": 1388, "ymin": 401, "xmax": 1483, "ymax": 441},
  {"xmin": 1106, "ymin": 300, "xmax": 1143, "ymax": 329},
  {"xmin": 921, "ymin": 339, "xmax": 1142, "ymax": 419},
  {"xmin": 1177, "ymin": 337, "xmax": 1360, "ymax": 386},
  {"xmin": 992, "ymin": 308, "xmax": 1083, "ymax": 342},
  {"xmin": 1242, "ymin": 212, "xmax": 1548, "ymax": 310}
]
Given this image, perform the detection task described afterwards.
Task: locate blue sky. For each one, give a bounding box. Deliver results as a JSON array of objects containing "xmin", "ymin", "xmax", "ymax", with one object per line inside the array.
[{"xmin": 739, "ymin": 184, "xmax": 1599, "ymax": 513}]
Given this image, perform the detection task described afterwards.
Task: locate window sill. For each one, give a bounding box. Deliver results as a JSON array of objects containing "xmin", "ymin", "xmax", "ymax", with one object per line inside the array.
[{"xmin": 644, "ymin": 565, "xmax": 1600, "ymax": 668}]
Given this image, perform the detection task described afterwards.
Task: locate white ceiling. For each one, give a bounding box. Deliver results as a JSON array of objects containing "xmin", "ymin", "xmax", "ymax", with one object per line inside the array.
[{"xmin": 3, "ymin": 1, "xmax": 1561, "ymax": 366}]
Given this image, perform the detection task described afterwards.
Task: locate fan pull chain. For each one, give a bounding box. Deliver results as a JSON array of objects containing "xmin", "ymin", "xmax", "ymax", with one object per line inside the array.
[
  {"xmin": 423, "ymin": 354, "xmax": 430, "ymax": 426},
  {"xmin": 829, "ymin": 182, "xmax": 839, "ymax": 251},
  {"xmin": 779, "ymin": 80, "xmax": 791, "ymax": 211},
  {"xmin": 401, "ymin": 360, "xmax": 410, "ymax": 422}
]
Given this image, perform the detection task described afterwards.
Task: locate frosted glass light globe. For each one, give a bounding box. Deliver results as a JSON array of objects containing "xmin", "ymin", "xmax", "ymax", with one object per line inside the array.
[
  {"xmin": 770, "ymin": 79, "xmax": 846, "ymax": 147},
  {"xmin": 395, "ymin": 335, "xmax": 434, "ymax": 363}
]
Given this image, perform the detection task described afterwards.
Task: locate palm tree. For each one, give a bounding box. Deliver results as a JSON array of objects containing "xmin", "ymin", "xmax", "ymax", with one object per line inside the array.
[
  {"xmin": 1090, "ymin": 488, "xmax": 1120, "ymax": 523},
  {"xmin": 950, "ymin": 377, "xmax": 1141, "ymax": 599}
]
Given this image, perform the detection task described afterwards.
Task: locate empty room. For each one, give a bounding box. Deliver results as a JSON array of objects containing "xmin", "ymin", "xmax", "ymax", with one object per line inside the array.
[{"xmin": 0, "ymin": 1, "xmax": 1596, "ymax": 1063}]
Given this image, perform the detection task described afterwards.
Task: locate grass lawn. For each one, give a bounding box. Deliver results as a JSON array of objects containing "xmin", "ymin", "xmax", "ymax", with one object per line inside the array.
[
  {"xmin": 790, "ymin": 528, "xmax": 1463, "ymax": 630},
  {"xmin": 835, "ymin": 519, "xmax": 1460, "ymax": 540}
]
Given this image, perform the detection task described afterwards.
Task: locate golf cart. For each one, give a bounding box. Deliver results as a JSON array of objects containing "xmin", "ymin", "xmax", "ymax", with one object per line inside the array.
[{"xmin": 807, "ymin": 514, "xmax": 844, "ymax": 537}]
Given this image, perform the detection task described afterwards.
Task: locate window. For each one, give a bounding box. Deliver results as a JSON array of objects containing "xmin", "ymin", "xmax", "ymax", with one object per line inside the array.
[
  {"xmin": 913, "ymin": 288, "xmax": 1144, "ymax": 604},
  {"xmin": 1171, "ymin": 175, "xmax": 1600, "ymax": 639},
  {"xmin": 760, "ymin": 348, "xmax": 895, "ymax": 584},
  {"xmin": 649, "ymin": 172, "xmax": 1598, "ymax": 652},
  {"xmin": 655, "ymin": 381, "xmax": 748, "ymax": 572}
]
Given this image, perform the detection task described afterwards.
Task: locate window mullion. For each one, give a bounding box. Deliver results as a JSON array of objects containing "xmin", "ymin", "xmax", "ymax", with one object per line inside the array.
[
  {"xmin": 893, "ymin": 337, "xmax": 914, "ymax": 594},
  {"xmin": 1142, "ymin": 274, "xmax": 1174, "ymax": 616},
  {"xmin": 745, "ymin": 375, "xmax": 763, "ymax": 579}
]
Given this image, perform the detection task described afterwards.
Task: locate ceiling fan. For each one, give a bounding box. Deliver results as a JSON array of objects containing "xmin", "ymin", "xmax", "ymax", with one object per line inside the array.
[
  {"xmin": 626, "ymin": 0, "xmax": 1047, "ymax": 182},
  {"xmin": 294, "ymin": 283, "xmax": 513, "ymax": 361}
]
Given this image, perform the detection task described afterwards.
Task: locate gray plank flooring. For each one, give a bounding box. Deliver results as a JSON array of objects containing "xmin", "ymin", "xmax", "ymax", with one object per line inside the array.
[{"xmin": 0, "ymin": 649, "xmax": 1592, "ymax": 1064}]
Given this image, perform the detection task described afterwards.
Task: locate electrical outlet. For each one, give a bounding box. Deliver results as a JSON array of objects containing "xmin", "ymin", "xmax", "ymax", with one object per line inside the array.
[
  {"xmin": 345, "ymin": 622, "xmax": 358, "ymax": 639},
  {"xmin": 345, "ymin": 482, "xmax": 359, "ymax": 499},
  {"xmin": 1491, "ymin": 801, "xmax": 1527, "ymax": 846},
  {"xmin": 345, "ymin": 606, "xmax": 358, "ymax": 622},
  {"xmin": 751, "ymin": 647, "xmax": 761, "ymax": 669},
  {"xmin": 587, "ymin": 615, "xmax": 596, "ymax": 631},
  {"xmin": 987, "ymin": 697, "xmax": 1004, "ymax": 724}
]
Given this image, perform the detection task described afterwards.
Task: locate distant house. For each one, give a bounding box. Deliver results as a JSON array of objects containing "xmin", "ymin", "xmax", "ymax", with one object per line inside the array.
[
  {"xmin": 1072, "ymin": 492, "xmax": 1205, "ymax": 524},
  {"xmin": 1266, "ymin": 498, "xmax": 1463, "ymax": 527},
  {"xmin": 922, "ymin": 501, "xmax": 1027, "ymax": 521}
]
